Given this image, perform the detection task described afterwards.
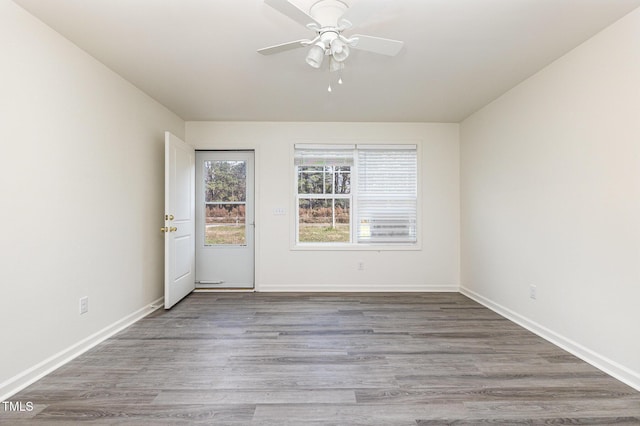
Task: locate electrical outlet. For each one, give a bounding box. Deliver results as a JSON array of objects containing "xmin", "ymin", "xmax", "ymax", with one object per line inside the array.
[
  {"xmin": 358, "ymin": 261, "xmax": 364, "ymax": 271},
  {"xmin": 529, "ymin": 285, "xmax": 537, "ymax": 300},
  {"xmin": 79, "ymin": 296, "xmax": 89, "ymax": 314}
]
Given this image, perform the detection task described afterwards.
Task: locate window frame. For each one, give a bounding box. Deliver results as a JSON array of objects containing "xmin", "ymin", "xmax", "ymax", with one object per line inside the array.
[{"xmin": 292, "ymin": 143, "xmax": 421, "ymax": 251}]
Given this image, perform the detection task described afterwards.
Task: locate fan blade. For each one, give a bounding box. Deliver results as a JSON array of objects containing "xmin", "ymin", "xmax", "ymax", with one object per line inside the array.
[
  {"xmin": 338, "ymin": 0, "xmax": 390, "ymax": 28},
  {"xmin": 257, "ymin": 39, "xmax": 310, "ymax": 55},
  {"xmin": 264, "ymin": 0, "xmax": 320, "ymax": 28},
  {"xmin": 350, "ymin": 34, "xmax": 404, "ymax": 56}
]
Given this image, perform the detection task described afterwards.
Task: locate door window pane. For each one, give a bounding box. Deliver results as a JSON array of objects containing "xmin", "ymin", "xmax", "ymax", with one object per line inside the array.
[
  {"xmin": 204, "ymin": 160, "xmax": 246, "ymax": 202},
  {"xmin": 205, "ymin": 204, "xmax": 246, "ymax": 245},
  {"xmin": 203, "ymin": 160, "xmax": 247, "ymax": 246}
]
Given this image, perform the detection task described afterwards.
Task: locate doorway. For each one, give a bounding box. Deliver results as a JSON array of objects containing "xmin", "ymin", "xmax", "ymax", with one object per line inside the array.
[{"xmin": 195, "ymin": 151, "xmax": 255, "ymax": 289}]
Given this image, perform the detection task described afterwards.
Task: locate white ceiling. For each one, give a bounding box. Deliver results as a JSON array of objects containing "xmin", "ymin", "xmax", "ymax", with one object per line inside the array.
[{"xmin": 13, "ymin": 0, "xmax": 640, "ymax": 122}]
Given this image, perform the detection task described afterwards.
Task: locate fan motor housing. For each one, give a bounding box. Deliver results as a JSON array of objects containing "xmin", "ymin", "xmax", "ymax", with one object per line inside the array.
[{"xmin": 309, "ymin": 0, "xmax": 348, "ymax": 27}]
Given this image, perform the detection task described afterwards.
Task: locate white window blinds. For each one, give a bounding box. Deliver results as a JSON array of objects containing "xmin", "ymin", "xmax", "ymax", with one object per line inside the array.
[
  {"xmin": 357, "ymin": 145, "xmax": 417, "ymax": 244},
  {"xmin": 294, "ymin": 145, "xmax": 355, "ymax": 167}
]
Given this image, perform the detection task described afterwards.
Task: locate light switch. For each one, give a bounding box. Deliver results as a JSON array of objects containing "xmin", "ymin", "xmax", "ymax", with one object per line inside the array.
[{"xmin": 273, "ymin": 207, "xmax": 286, "ymax": 215}]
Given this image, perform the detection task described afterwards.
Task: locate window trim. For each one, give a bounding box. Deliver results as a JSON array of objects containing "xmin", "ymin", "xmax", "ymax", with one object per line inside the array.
[{"xmin": 291, "ymin": 142, "xmax": 422, "ymax": 251}]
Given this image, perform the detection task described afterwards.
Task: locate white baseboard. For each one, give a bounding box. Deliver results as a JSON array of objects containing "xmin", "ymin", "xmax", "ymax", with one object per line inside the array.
[
  {"xmin": 10, "ymin": 287, "xmax": 636, "ymax": 403},
  {"xmin": 0, "ymin": 297, "xmax": 164, "ymax": 401},
  {"xmin": 460, "ymin": 286, "xmax": 640, "ymax": 392},
  {"xmin": 259, "ymin": 284, "xmax": 460, "ymax": 292}
]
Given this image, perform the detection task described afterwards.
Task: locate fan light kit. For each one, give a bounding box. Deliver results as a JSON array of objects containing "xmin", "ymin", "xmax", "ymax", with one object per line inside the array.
[{"xmin": 258, "ymin": 0, "xmax": 404, "ymax": 91}]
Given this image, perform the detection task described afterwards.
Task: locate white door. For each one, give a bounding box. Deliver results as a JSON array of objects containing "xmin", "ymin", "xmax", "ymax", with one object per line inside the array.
[
  {"xmin": 164, "ymin": 132, "xmax": 195, "ymax": 308},
  {"xmin": 195, "ymin": 151, "xmax": 254, "ymax": 289}
]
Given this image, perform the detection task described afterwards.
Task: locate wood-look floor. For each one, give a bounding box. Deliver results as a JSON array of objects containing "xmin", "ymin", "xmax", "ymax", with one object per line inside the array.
[{"xmin": 4, "ymin": 292, "xmax": 640, "ymax": 425}]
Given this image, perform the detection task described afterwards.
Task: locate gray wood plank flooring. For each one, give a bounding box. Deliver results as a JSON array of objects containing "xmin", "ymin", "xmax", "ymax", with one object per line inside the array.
[{"xmin": 3, "ymin": 292, "xmax": 640, "ymax": 425}]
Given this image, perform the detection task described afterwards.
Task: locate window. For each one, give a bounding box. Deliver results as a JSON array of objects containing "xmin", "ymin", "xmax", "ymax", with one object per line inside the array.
[
  {"xmin": 294, "ymin": 144, "xmax": 417, "ymax": 246},
  {"xmin": 295, "ymin": 146, "xmax": 353, "ymax": 243}
]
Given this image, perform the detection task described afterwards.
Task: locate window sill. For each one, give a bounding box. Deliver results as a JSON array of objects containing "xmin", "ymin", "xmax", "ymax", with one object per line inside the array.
[{"xmin": 291, "ymin": 243, "xmax": 422, "ymax": 252}]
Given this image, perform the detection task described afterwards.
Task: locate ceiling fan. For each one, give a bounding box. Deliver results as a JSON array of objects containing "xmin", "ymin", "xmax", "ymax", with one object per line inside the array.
[{"xmin": 258, "ymin": 0, "xmax": 404, "ymax": 73}]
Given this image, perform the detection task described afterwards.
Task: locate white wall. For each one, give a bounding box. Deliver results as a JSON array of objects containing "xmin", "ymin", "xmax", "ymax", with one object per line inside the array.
[
  {"xmin": 187, "ymin": 122, "xmax": 460, "ymax": 292},
  {"xmin": 7, "ymin": 0, "xmax": 636, "ymax": 401},
  {"xmin": 0, "ymin": 0, "xmax": 184, "ymax": 398},
  {"xmin": 460, "ymin": 8, "xmax": 640, "ymax": 389}
]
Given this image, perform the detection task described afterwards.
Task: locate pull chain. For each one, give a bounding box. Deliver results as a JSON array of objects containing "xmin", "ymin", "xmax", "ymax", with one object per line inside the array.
[{"xmin": 328, "ymin": 73, "xmax": 343, "ymax": 93}]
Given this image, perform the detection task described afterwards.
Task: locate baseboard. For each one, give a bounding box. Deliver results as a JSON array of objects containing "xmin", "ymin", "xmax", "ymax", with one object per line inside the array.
[
  {"xmin": 259, "ymin": 284, "xmax": 460, "ymax": 292},
  {"xmin": 0, "ymin": 297, "xmax": 164, "ymax": 401},
  {"xmin": 460, "ymin": 286, "xmax": 640, "ymax": 392},
  {"xmin": 10, "ymin": 288, "xmax": 636, "ymax": 401}
]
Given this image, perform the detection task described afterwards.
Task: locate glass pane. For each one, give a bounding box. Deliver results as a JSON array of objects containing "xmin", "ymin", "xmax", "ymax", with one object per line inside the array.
[
  {"xmin": 298, "ymin": 171, "xmax": 325, "ymax": 194},
  {"xmin": 297, "ymin": 167, "xmax": 347, "ymax": 195},
  {"xmin": 298, "ymin": 198, "xmax": 350, "ymax": 243},
  {"xmin": 324, "ymin": 169, "xmax": 334, "ymax": 194},
  {"xmin": 334, "ymin": 169, "xmax": 351, "ymax": 194},
  {"xmin": 205, "ymin": 204, "xmax": 246, "ymax": 245},
  {"xmin": 204, "ymin": 161, "xmax": 246, "ymax": 202}
]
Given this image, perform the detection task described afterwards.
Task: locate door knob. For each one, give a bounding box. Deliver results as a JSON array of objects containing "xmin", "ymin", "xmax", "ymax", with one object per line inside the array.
[
  {"xmin": 160, "ymin": 227, "xmax": 169, "ymax": 233},
  {"xmin": 170, "ymin": 227, "xmax": 177, "ymax": 232}
]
